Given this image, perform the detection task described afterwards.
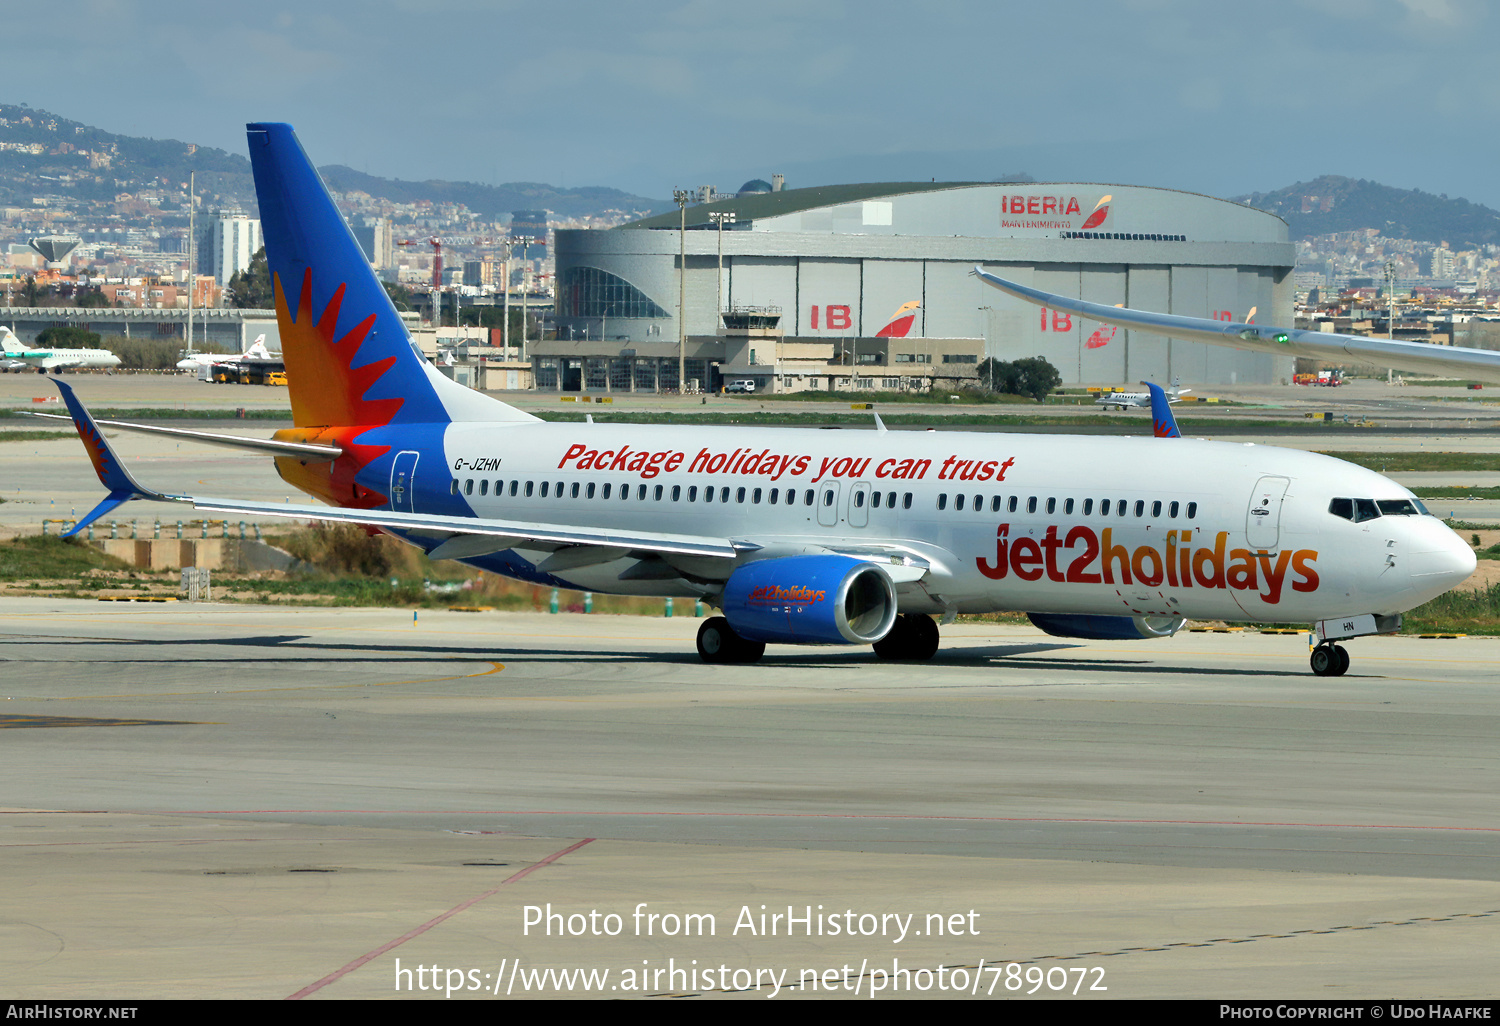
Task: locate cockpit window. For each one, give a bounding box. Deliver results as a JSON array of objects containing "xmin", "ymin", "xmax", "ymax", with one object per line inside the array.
[
  {"xmin": 1330, "ymin": 497, "xmax": 1382, "ymax": 522},
  {"xmin": 1376, "ymin": 499, "xmax": 1421, "ymax": 517}
]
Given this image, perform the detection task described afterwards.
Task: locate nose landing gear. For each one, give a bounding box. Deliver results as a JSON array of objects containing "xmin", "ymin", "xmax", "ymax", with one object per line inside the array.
[{"xmin": 1310, "ymin": 642, "xmax": 1350, "ymax": 677}]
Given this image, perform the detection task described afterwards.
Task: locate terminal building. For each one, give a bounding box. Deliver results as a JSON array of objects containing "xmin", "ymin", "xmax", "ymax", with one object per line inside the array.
[{"xmin": 545, "ymin": 181, "xmax": 1296, "ymax": 392}]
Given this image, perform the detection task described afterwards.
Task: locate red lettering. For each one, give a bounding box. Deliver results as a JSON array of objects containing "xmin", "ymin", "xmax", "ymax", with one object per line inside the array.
[
  {"xmin": 809, "ymin": 305, "xmax": 819, "ymax": 330},
  {"xmin": 1132, "ymin": 545, "xmax": 1164, "ymax": 587},
  {"xmin": 977, "ymin": 524, "xmax": 1009, "ymax": 580},
  {"xmin": 1101, "ymin": 529, "xmax": 1132, "ymax": 585},
  {"xmin": 1065, "ymin": 526, "xmax": 1101, "ymax": 584},
  {"xmin": 1292, "ymin": 550, "xmax": 1320, "ymax": 592},
  {"xmin": 1040, "ymin": 526, "xmax": 1066, "ymax": 582},
  {"xmin": 1010, "ymin": 537, "xmax": 1043, "ymax": 581},
  {"xmin": 1052, "ymin": 310, "xmax": 1072, "ymax": 332},
  {"xmin": 827, "ymin": 305, "xmax": 851, "ymax": 330},
  {"xmin": 558, "ymin": 443, "xmax": 586, "ymax": 468}
]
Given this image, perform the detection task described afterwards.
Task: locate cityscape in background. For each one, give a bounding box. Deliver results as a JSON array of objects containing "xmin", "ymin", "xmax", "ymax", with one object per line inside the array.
[{"xmin": 5, "ymin": 104, "xmax": 1500, "ymax": 376}]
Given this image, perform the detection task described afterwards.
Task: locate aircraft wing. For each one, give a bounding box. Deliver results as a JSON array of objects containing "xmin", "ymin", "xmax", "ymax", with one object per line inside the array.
[
  {"xmin": 973, "ymin": 266, "xmax": 1500, "ymax": 383},
  {"xmin": 27, "ymin": 409, "xmax": 342, "ymax": 462},
  {"xmin": 51, "ymin": 377, "xmax": 739, "ymax": 559},
  {"xmin": 182, "ymin": 497, "xmax": 741, "ymax": 559},
  {"xmin": 40, "ymin": 357, "xmax": 83, "ymax": 371}
]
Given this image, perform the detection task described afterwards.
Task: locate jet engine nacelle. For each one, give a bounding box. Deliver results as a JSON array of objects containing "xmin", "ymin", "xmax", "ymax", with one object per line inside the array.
[
  {"xmin": 1027, "ymin": 613, "xmax": 1185, "ymax": 640},
  {"xmin": 723, "ymin": 555, "xmax": 898, "ymax": 646}
]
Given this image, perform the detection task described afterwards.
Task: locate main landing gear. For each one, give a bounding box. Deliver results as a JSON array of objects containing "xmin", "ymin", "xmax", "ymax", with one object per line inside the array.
[
  {"xmin": 696, "ymin": 617, "xmax": 766, "ymax": 664},
  {"xmin": 872, "ymin": 613, "xmax": 940, "ymax": 661},
  {"xmin": 694, "ymin": 614, "xmax": 942, "ymax": 664},
  {"xmin": 1310, "ymin": 642, "xmax": 1350, "ymax": 677}
]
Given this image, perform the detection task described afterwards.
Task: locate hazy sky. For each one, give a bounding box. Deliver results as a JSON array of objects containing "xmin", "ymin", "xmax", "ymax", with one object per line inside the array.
[{"xmin": 10, "ymin": 0, "xmax": 1498, "ymax": 206}]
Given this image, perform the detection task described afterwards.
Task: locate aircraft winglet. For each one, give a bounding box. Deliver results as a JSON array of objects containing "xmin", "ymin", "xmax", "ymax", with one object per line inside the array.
[
  {"xmin": 50, "ymin": 378, "xmax": 179, "ymax": 536},
  {"xmin": 1143, "ymin": 381, "xmax": 1181, "ymax": 439}
]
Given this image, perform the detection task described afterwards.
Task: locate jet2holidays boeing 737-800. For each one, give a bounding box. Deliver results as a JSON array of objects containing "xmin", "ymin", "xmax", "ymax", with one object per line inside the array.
[{"xmin": 46, "ymin": 123, "xmax": 1476, "ymax": 676}]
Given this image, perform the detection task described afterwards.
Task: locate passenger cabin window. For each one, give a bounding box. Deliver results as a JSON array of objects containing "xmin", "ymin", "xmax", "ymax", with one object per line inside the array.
[{"xmin": 937, "ymin": 494, "xmax": 948, "ymax": 511}]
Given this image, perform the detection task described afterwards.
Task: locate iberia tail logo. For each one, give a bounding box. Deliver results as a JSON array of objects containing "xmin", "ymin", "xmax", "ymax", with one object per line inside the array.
[
  {"xmin": 875, "ymin": 301, "xmax": 920, "ymax": 338},
  {"xmin": 1080, "ymin": 195, "xmax": 1112, "ymax": 231}
]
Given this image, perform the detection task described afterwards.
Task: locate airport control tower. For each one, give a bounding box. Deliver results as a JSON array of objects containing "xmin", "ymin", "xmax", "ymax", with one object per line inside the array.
[{"xmin": 28, "ymin": 235, "xmax": 80, "ymax": 270}]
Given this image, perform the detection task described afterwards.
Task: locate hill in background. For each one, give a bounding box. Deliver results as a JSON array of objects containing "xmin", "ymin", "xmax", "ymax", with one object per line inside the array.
[
  {"xmin": 1234, "ymin": 175, "xmax": 1500, "ymax": 248},
  {"xmin": 0, "ymin": 104, "xmax": 665, "ymax": 222}
]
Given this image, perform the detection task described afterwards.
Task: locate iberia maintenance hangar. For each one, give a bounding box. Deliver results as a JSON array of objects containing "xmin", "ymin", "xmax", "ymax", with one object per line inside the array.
[{"xmin": 543, "ymin": 181, "xmax": 1295, "ymax": 393}]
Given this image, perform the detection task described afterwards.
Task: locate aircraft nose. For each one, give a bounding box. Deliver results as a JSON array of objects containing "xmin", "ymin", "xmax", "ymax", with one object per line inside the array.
[{"xmin": 1409, "ymin": 522, "xmax": 1477, "ymax": 589}]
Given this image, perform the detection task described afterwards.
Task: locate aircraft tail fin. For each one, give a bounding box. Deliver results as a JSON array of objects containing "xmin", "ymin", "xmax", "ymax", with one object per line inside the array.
[
  {"xmin": 1142, "ymin": 381, "xmax": 1181, "ymax": 438},
  {"xmin": 245, "ymin": 123, "xmax": 535, "ymax": 430},
  {"xmin": 50, "ymin": 378, "xmax": 176, "ymax": 536},
  {"xmin": 0, "ymin": 327, "xmax": 23, "ymax": 354}
]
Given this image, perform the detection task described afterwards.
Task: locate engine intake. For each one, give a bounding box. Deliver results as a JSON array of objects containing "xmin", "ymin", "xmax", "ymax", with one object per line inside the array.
[
  {"xmin": 723, "ymin": 555, "xmax": 898, "ymax": 646},
  {"xmin": 1027, "ymin": 613, "xmax": 1185, "ymax": 640}
]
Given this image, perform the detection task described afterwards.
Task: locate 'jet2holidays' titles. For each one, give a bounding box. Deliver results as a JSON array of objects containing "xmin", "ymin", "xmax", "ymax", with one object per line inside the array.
[{"xmin": 976, "ymin": 524, "xmax": 1319, "ymax": 604}]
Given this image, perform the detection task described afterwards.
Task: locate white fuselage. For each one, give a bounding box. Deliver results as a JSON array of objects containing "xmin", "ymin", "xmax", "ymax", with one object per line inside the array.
[
  {"xmin": 6, "ymin": 347, "xmax": 122, "ymax": 371},
  {"xmin": 1095, "ymin": 392, "xmax": 1151, "ymax": 409},
  {"xmin": 417, "ymin": 423, "xmax": 1474, "ymax": 622}
]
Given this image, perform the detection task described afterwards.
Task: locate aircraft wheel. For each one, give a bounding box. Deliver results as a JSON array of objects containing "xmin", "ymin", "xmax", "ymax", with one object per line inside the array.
[
  {"xmin": 732, "ymin": 638, "xmax": 766, "ymax": 664},
  {"xmin": 1310, "ymin": 643, "xmax": 1339, "ymax": 676},
  {"xmin": 697, "ymin": 617, "xmax": 734, "ymax": 663},
  {"xmin": 1332, "ymin": 644, "xmax": 1350, "ymax": 676},
  {"xmin": 696, "ymin": 617, "xmax": 764, "ymax": 664},
  {"xmin": 872, "ymin": 615, "xmax": 916, "ymax": 660},
  {"xmin": 907, "ymin": 614, "xmax": 940, "ymax": 661}
]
